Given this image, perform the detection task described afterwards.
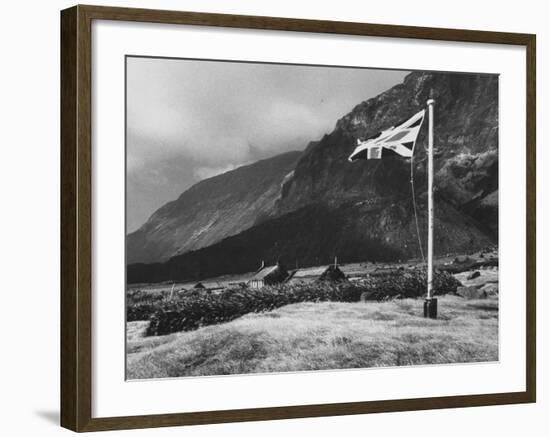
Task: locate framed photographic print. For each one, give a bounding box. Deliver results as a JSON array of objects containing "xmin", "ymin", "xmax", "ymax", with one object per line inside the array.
[{"xmin": 60, "ymin": 4, "xmax": 536, "ymax": 432}]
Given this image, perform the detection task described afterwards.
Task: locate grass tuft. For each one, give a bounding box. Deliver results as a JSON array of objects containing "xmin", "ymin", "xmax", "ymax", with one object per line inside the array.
[{"xmin": 127, "ymin": 295, "xmax": 498, "ymax": 379}]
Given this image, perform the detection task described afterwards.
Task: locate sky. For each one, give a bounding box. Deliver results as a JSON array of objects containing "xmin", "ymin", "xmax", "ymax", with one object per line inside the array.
[{"xmin": 126, "ymin": 57, "xmax": 409, "ymax": 232}]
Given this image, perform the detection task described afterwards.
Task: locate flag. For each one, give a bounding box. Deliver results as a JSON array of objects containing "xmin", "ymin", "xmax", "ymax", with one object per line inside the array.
[{"xmin": 348, "ymin": 109, "xmax": 425, "ymax": 161}]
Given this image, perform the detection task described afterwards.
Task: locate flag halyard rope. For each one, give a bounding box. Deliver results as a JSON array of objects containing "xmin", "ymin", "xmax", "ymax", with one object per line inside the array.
[{"xmin": 410, "ymin": 152, "xmax": 425, "ymax": 265}]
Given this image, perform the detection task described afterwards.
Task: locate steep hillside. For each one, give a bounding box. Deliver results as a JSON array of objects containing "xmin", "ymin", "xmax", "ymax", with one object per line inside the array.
[
  {"xmin": 127, "ymin": 151, "xmax": 301, "ymax": 264},
  {"xmin": 127, "ymin": 200, "xmax": 491, "ymax": 284},
  {"xmin": 277, "ymin": 71, "xmax": 498, "ymax": 215}
]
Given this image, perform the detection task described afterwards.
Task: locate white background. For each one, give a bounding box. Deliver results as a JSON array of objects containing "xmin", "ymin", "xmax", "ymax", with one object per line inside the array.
[{"xmin": 0, "ymin": 0, "xmax": 547, "ymax": 435}]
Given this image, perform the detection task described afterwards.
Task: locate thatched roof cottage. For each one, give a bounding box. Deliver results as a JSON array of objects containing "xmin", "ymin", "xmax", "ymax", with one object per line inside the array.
[
  {"xmin": 286, "ymin": 264, "xmax": 347, "ymax": 285},
  {"xmin": 248, "ymin": 261, "xmax": 289, "ymax": 289}
]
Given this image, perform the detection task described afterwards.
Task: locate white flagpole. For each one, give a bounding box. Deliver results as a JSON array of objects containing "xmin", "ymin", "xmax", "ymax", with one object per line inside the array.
[
  {"xmin": 425, "ymin": 99, "xmax": 437, "ymax": 318},
  {"xmin": 427, "ymin": 99, "xmax": 434, "ymax": 300}
]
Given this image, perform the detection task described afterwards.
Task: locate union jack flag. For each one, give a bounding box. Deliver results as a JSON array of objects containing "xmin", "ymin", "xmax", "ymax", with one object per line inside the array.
[{"xmin": 348, "ymin": 109, "xmax": 425, "ymax": 161}]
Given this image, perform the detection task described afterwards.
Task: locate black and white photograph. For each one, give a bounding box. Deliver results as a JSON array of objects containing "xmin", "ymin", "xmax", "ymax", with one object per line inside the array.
[{"xmin": 125, "ymin": 57, "xmax": 499, "ymax": 380}]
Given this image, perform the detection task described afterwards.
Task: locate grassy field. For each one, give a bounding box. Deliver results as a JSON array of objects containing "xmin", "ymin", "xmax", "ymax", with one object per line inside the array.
[{"xmin": 126, "ymin": 295, "xmax": 498, "ymax": 379}]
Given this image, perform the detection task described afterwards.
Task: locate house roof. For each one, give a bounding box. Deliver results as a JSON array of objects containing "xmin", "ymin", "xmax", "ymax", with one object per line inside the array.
[
  {"xmin": 288, "ymin": 265, "xmax": 346, "ymax": 281},
  {"xmin": 249, "ymin": 264, "xmax": 288, "ymax": 282},
  {"xmin": 291, "ymin": 266, "xmax": 327, "ymax": 278},
  {"xmin": 318, "ymin": 265, "xmax": 346, "ymax": 281}
]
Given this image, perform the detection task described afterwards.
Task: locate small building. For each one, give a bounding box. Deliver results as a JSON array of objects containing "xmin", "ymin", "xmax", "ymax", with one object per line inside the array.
[
  {"xmin": 286, "ymin": 264, "xmax": 347, "ymax": 285},
  {"xmin": 193, "ymin": 282, "xmax": 206, "ymax": 289},
  {"xmin": 285, "ymin": 265, "xmax": 326, "ymax": 286},
  {"xmin": 317, "ymin": 264, "xmax": 347, "ymax": 282},
  {"xmin": 248, "ymin": 262, "xmax": 289, "ymax": 289}
]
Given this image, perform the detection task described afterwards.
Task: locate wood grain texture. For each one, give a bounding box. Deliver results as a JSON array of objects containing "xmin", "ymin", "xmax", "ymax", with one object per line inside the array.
[
  {"xmin": 60, "ymin": 4, "xmax": 537, "ymax": 432},
  {"xmin": 60, "ymin": 5, "xmax": 78, "ymax": 431}
]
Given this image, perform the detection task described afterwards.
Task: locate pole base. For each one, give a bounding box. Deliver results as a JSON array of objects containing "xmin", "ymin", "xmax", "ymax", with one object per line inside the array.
[{"xmin": 424, "ymin": 298, "xmax": 438, "ymax": 319}]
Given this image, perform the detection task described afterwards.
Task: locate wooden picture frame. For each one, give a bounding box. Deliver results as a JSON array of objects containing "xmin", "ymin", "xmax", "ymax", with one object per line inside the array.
[{"xmin": 61, "ymin": 4, "xmax": 536, "ymax": 432}]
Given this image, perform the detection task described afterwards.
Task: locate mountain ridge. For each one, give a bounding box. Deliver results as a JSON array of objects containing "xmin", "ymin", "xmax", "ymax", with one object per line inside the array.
[{"xmin": 127, "ymin": 151, "xmax": 301, "ymax": 264}]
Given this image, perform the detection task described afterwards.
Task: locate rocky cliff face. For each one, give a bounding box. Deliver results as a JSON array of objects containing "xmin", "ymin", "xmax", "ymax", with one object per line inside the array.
[
  {"xmin": 277, "ymin": 71, "xmax": 498, "ymax": 213},
  {"xmin": 127, "ymin": 71, "xmax": 498, "ymax": 279},
  {"xmin": 273, "ymin": 71, "xmax": 498, "ymax": 257},
  {"xmin": 127, "ymin": 151, "xmax": 301, "ymax": 264}
]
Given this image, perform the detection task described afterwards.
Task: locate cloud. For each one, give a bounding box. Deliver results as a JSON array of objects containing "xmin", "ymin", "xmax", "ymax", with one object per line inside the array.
[{"xmin": 126, "ymin": 57, "xmax": 409, "ymax": 231}]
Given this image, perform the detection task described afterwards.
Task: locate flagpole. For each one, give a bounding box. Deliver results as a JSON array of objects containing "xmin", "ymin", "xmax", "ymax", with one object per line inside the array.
[{"xmin": 424, "ymin": 99, "xmax": 437, "ymax": 319}]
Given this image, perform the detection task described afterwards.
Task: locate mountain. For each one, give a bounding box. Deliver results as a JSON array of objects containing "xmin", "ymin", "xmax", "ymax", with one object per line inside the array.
[
  {"xmin": 269, "ymin": 70, "xmax": 499, "ymax": 248},
  {"xmin": 127, "ymin": 200, "xmax": 489, "ymax": 284},
  {"xmin": 127, "ymin": 71, "xmax": 499, "ymax": 283},
  {"xmin": 276, "ymin": 72, "xmax": 498, "ymax": 215},
  {"xmin": 127, "ymin": 151, "xmax": 301, "ymax": 264}
]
